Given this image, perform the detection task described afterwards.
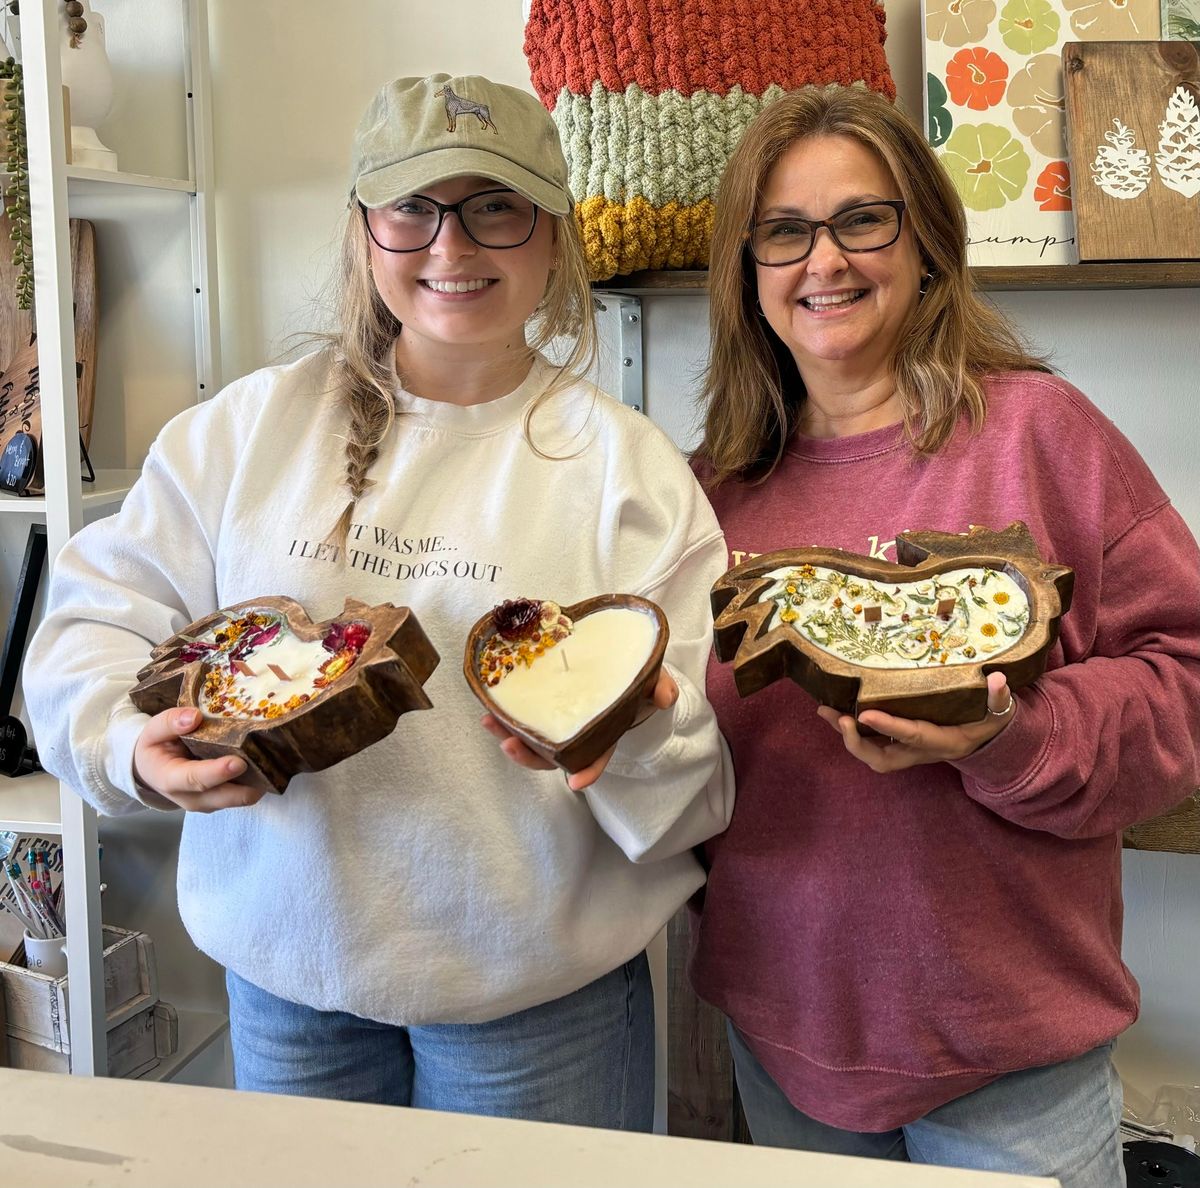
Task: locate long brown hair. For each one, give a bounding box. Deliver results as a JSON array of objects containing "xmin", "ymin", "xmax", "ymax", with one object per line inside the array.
[
  {"xmin": 697, "ymin": 86, "xmax": 1049, "ymax": 486},
  {"xmin": 322, "ymin": 204, "xmax": 598, "ymax": 546}
]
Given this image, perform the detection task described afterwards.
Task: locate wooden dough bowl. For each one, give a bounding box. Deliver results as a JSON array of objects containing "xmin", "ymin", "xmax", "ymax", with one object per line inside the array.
[
  {"xmin": 712, "ymin": 523, "xmax": 1074, "ymax": 726},
  {"xmin": 130, "ymin": 596, "xmax": 440, "ymax": 793},
  {"xmin": 463, "ymin": 594, "xmax": 669, "ymax": 774}
]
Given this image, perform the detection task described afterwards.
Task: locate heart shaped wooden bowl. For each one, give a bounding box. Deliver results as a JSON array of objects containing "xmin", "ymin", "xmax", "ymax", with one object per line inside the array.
[
  {"xmin": 463, "ymin": 594, "xmax": 669, "ymax": 774},
  {"xmin": 711, "ymin": 522, "xmax": 1074, "ymax": 726},
  {"xmin": 129, "ymin": 596, "xmax": 440, "ymax": 793}
]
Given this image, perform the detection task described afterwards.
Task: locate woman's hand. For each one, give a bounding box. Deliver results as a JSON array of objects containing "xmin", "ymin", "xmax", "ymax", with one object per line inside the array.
[
  {"xmin": 481, "ymin": 669, "xmax": 680, "ymax": 792},
  {"xmin": 816, "ymin": 671, "xmax": 1017, "ymax": 773},
  {"xmin": 133, "ymin": 707, "xmax": 266, "ymax": 812}
]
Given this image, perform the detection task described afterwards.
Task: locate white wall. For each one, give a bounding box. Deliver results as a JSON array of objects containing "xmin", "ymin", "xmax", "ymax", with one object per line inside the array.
[{"xmin": 11, "ymin": 0, "xmax": 1193, "ymax": 1105}]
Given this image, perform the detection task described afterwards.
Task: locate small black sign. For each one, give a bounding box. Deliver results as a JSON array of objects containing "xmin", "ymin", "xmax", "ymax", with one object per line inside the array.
[{"xmin": 0, "ymin": 430, "xmax": 38, "ymax": 495}]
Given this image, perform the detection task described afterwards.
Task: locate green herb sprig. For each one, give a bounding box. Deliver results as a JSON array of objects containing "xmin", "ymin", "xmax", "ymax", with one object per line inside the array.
[{"xmin": 0, "ymin": 55, "xmax": 32, "ymax": 310}]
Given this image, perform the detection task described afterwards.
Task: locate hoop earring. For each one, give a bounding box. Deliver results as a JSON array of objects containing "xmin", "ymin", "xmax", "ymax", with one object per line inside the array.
[
  {"xmin": 918, "ymin": 272, "xmax": 932, "ymax": 299},
  {"xmin": 755, "ymin": 299, "xmax": 766, "ymax": 317}
]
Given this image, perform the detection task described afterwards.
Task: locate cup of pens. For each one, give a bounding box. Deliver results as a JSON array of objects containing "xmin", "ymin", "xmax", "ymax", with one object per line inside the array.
[
  {"xmin": 22, "ymin": 929, "xmax": 67, "ymax": 977},
  {"xmin": 3, "ymin": 845, "xmax": 67, "ymax": 977}
]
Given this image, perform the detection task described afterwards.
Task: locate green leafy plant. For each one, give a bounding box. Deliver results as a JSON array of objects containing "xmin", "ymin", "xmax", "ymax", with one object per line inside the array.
[{"xmin": 0, "ymin": 55, "xmax": 32, "ymax": 310}]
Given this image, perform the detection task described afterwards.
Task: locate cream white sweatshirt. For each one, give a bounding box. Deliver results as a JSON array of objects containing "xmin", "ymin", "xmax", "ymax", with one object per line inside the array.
[{"xmin": 24, "ymin": 351, "xmax": 734, "ymax": 1024}]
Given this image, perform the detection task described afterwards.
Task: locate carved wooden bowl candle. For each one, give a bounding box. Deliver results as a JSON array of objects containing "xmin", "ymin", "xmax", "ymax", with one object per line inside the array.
[
  {"xmin": 130, "ymin": 596, "xmax": 440, "ymax": 793},
  {"xmin": 464, "ymin": 595, "xmax": 669, "ymax": 774},
  {"xmin": 711, "ymin": 523, "xmax": 1074, "ymax": 726}
]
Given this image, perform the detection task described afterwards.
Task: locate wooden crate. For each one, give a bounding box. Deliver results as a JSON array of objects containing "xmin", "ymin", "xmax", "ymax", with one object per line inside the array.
[
  {"xmin": 4, "ymin": 1001, "xmax": 178, "ymax": 1078},
  {"xmin": 0, "ymin": 926, "xmax": 159, "ymax": 1054}
]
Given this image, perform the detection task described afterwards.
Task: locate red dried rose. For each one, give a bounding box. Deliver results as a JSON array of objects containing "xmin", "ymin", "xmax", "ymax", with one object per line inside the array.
[
  {"xmin": 322, "ymin": 620, "xmax": 371, "ymax": 655},
  {"xmin": 343, "ymin": 622, "xmax": 370, "ymax": 652},
  {"xmin": 492, "ymin": 598, "xmax": 543, "ymax": 641}
]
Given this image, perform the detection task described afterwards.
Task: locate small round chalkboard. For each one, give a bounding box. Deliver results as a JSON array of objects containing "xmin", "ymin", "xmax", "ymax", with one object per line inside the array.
[
  {"xmin": 0, "ymin": 430, "xmax": 38, "ymax": 495},
  {"xmin": 0, "ymin": 716, "xmax": 41, "ymax": 776}
]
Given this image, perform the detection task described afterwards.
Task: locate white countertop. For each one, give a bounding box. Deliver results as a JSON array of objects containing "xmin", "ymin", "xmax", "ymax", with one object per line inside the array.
[{"xmin": 0, "ymin": 1067, "xmax": 1060, "ymax": 1187}]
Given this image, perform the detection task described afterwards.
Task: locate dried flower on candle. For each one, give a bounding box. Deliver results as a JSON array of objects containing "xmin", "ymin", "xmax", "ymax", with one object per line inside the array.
[
  {"xmin": 182, "ymin": 610, "xmax": 373, "ymax": 719},
  {"xmin": 754, "ymin": 562, "xmax": 1029, "ymax": 669},
  {"xmin": 478, "ymin": 600, "xmax": 574, "ymax": 687},
  {"xmin": 493, "ymin": 598, "xmax": 544, "ymax": 641}
]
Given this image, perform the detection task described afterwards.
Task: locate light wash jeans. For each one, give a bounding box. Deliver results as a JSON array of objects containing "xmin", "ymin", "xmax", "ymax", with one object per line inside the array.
[
  {"xmin": 226, "ymin": 954, "xmax": 654, "ymax": 1131},
  {"xmin": 728, "ymin": 1022, "xmax": 1126, "ymax": 1187}
]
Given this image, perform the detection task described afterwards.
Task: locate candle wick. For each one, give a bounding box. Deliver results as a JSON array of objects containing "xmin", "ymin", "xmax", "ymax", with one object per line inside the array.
[{"xmin": 559, "ymin": 647, "xmax": 570, "ymax": 672}]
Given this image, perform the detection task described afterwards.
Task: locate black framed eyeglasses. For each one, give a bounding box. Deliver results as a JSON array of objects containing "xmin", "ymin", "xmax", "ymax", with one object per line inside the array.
[
  {"xmin": 747, "ymin": 200, "xmax": 907, "ymax": 267},
  {"xmin": 361, "ymin": 188, "xmax": 539, "ymax": 253}
]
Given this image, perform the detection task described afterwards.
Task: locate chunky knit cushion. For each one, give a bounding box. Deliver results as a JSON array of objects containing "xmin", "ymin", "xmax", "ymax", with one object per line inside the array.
[{"xmin": 525, "ymin": 0, "xmax": 896, "ymax": 280}]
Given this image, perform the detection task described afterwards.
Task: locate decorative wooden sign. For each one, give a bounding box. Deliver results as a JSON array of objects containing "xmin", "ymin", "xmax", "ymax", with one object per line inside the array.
[
  {"xmin": 711, "ymin": 523, "xmax": 1074, "ymax": 726},
  {"xmin": 0, "ymin": 218, "xmax": 98, "ymax": 496},
  {"xmin": 463, "ymin": 595, "xmax": 668, "ymax": 774},
  {"xmin": 1064, "ymin": 40, "xmax": 1200, "ymax": 260},
  {"xmin": 130, "ymin": 597, "xmax": 439, "ymax": 793}
]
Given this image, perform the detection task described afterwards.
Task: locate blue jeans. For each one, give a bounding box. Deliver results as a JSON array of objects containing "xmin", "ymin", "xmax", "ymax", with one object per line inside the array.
[
  {"xmin": 225, "ymin": 954, "xmax": 654, "ymax": 1130},
  {"xmin": 728, "ymin": 1023, "xmax": 1126, "ymax": 1187}
]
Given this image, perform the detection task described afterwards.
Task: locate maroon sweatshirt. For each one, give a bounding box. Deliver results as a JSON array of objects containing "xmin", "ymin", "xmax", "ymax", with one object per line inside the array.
[{"xmin": 692, "ymin": 371, "xmax": 1200, "ymax": 1131}]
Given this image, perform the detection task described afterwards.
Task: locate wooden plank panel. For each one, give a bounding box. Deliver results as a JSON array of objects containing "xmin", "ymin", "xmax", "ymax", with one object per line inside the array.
[
  {"xmin": 1064, "ymin": 41, "xmax": 1200, "ymax": 261},
  {"xmin": 1124, "ymin": 790, "xmax": 1200, "ymax": 853},
  {"xmin": 593, "ymin": 262, "xmax": 1200, "ymax": 292},
  {"xmin": 666, "ymin": 907, "xmax": 749, "ymax": 1142},
  {"xmin": 973, "ymin": 261, "xmax": 1200, "ymax": 287}
]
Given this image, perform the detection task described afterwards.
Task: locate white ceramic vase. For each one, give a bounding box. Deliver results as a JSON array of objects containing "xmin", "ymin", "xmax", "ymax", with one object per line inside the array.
[{"xmin": 59, "ymin": 0, "xmax": 117, "ymax": 171}]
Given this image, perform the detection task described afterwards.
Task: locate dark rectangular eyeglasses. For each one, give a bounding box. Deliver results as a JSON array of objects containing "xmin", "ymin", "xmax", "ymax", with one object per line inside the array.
[
  {"xmin": 361, "ymin": 188, "xmax": 538, "ymax": 253},
  {"xmin": 747, "ymin": 200, "xmax": 906, "ymax": 267}
]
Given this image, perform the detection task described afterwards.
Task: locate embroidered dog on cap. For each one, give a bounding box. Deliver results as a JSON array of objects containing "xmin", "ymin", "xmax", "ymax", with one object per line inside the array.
[{"xmin": 434, "ymin": 84, "xmax": 499, "ymax": 134}]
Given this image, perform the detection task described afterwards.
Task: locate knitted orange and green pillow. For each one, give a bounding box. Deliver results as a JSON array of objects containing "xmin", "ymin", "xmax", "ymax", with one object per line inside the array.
[{"xmin": 525, "ymin": 0, "xmax": 895, "ymax": 280}]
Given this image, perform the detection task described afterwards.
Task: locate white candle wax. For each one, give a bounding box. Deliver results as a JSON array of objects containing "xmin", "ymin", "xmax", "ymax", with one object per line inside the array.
[
  {"xmin": 200, "ymin": 634, "xmax": 333, "ymax": 717},
  {"xmin": 759, "ymin": 564, "xmax": 1030, "ymax": 667},
  {"xmin": 488, "ymin": 608, "xmax": 658, "ymax": 743}
]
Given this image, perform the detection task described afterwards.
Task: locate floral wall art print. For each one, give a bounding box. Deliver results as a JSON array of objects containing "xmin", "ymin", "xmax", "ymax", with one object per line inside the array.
[
  {"xmin": 1163, "ymin": 0, "xmax": 1200, "ymax": 39},
  {"xmin": 923, "ymin": 0, "xmax": 1162, "ymax": 266}
]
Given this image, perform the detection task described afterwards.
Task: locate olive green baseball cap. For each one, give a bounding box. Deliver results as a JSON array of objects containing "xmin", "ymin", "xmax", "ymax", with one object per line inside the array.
[{"xmin": 351, "ymin": 74, "xmax": 572, "ymax": 216}]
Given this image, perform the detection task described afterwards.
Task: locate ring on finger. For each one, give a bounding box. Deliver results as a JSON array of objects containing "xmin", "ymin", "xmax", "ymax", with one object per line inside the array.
[{"xmin": 987, "ymin": 694, "xmax": 1016, "ymax": 718}]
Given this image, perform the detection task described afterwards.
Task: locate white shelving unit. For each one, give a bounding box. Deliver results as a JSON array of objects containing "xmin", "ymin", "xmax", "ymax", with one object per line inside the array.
[
  {"xmin": 0, "ymin": 771, "xmax": 62, "ymax": 835},
  {"xmin": 0, "ymin": 468, "xmax": 140, "ymax": 514},
  {"xmin": 65, "ymin": 165, "xmax": 195, "ymax": 193},
  {"xmin": 5, "ymin": 0, "xmax": 222, "ymax": 1079}
]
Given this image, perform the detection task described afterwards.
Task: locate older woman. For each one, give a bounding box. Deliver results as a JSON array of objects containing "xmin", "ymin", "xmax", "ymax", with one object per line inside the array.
[{"xmin": 691, "ymin": 86, "xmax": 1200, "ymax": 1185}]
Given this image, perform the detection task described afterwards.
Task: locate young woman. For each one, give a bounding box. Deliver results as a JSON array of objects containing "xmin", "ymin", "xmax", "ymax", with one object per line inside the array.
[
  {"xmin": 25, "ymin": 74, "xmax": 733, "ymax": 1129},
  {"xmin": 690, "ymin": 86, "xmax": 1200, "ymax": 1185}
]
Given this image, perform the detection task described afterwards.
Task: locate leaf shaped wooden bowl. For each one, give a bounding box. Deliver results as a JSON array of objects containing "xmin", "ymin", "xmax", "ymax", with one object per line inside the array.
[
  {"xmin": 463, "ymin": 594, "xmax": 669, "ymax": 774},
  {"xmin": 129, "ymin": 596, "xmax": 440, "ymax": 792},
  {"xmin": 711, "ymin": 522, "xmax": 1074, "ymax": 726}
]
